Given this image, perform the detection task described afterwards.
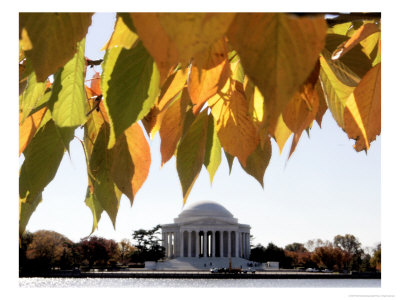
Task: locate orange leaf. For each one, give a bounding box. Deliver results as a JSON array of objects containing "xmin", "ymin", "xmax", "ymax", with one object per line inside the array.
[
  {"xmin": 90, "ymin": 72, "xmax": 102, "ymax": 96},
  {"xmin": 157, "ymin": 68, "xmax": 188, "ymax": 111},
  {"xmin": 130, "ymin": 13, "xmax": 180, "ymax": 83},
  {"xmin": 110, "ymin": 123, "xmax": 151, "ymax": 204},
  {"xmin": 160, "ymin": 88, "xmax": 192, "ymax": 165},
  {"xmin": 344, "ymin": 63, "xmax": 381, "ymax": 151},
  {"xmin": 209, "ymin": 79, "xmax": 259, "ymax": 166},
  {"xmin": 315, "ymin": 80, "xmax": 328, "ymax": 128},
  {"xmin": 19, "ymin": 107, "xmax": 47, "ymax": 156},
  {"xmin": 283, "ymin": 62, "xmax": 320, "ymax": 135},
  {"xmin": 188, "ymin": 38, "xmax": 231, "ymax": 114}
]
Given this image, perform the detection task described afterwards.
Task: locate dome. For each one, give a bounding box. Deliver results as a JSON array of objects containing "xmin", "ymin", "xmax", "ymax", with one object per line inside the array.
[{"xmin": 177, "ymin": 200, "xmax": 234, "ymax": 219}]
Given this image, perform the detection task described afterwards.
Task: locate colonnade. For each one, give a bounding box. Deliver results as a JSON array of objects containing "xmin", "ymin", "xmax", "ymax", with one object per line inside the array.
[{"xmin": 162, "ymin": 229, "xmax": 250, "ymax": 259}]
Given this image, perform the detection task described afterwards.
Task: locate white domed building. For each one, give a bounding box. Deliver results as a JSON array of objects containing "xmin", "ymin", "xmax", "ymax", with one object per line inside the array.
[{"xmin": 154, "ymin": 200, "xmax": 252, "ymax": 270}]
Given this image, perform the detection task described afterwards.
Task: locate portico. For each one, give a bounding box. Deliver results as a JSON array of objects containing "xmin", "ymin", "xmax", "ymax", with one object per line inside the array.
[{"xmin": 161, "ymin": 200, "xmax": 251, "ymax": 260}]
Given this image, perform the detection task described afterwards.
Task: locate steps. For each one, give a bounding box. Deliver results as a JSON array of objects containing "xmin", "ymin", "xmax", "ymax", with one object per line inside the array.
[{"xmin": 146, "ymin": 257, "xmax": 262, "ymax": 271}]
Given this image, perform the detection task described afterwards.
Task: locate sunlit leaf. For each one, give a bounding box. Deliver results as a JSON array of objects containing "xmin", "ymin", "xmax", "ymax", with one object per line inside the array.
[
  {"xmin": 209, "ymin": 79, "xmax": 259, "ymax": 166},
  {"xmin": 19, "ymin": 192, "xmax": 42, "ymax": 237},
  {"xmin": 19, "ymin": 13, "xmax": 93, "ymax": 81},
  {"xmin": 188, "ymin": 38, "xmax": 231, "ymax": 114},
  {"xmin": 160, "ymin": 88, "xmax": 192, "ymax": 166},
  {"xmin": 48, "ymin": 38, "xmax": 88, "ymax": 127},
  {"xmin": 272, "ymin": 114, "xmax": 292, "ymax": 154},
  {"xmin": 102, "ymin": 15, "xmax": 139, "ymax": 50},
  {"xmin": 332, "ymin": 23, "xmax": 380, "ymax": 61},
  {"xmin": 228, "ymin": 13, "xmax": 326, "ymax": 130},
  {"xmin": 204, "ymin": 114, "xmax": 221, "ymax": 185},
  {"xmin": 240, "ymin": 138, "xmax": 272, "ymax": 188},
  {"xmin": 110, "ymin": 123, "xmax": 151, "ymax": 204},
  {"xmin": 344, "ymin": 63, "xmax": 381, "ymax": 151},
  {"xmin": 319, "ymin": 53, "xmax": 356, "ymax": 128},
  {"xmin": 102, "ymin": 40, "xmax": 160, "ymax": 148},
  {"xmin": 21, "ymin": 71, "xmax": 48, "ymax": 120},
  {"xmin": 19, "ymin": 107, "xmax": 47, "ymax": 156},
  {"xmin": 177, "ymin": 110, "xmax": 209, "ymax": 204}
]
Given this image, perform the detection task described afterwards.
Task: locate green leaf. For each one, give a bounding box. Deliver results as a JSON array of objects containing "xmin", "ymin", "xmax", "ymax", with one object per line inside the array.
[
  {"xmin": 240, "ymin": 138, "xmax": 272, "ymax": 188},
  {"xmin": 88, "ymin": 124, "xmax": 122, "ymax": 226},
  {"xmin": 224, "ymin": 150, "xmax": 234, "ymax": 175},
  {"xmin": 19, "ymin": 13, "xmax": 93, "ymax": 82},
  {"xmin": 176, "ymin": 110, "xmax": 209, "ymax": 204},
  {"xmin": 21, "ymin": 71, "xmax": 48, "ymax": 120},
  {"xmin": 19, "ymin": 118, "xmax": 75, "ymax": 233},
  {"xmin": 19, "ymin": 192, "xmax": 42, "ymax": 237},
  {"xmin": 84, "ymin": 187, "xmax": 104, "ymax": 234},
  {"xmin": 48, "ymin": 38, "xmax": 88, "ymax": 127},
  {"xmin": 204, "ymin": 114, "xmax": 221, "ymax": 185},
  {"xmin": 102, "ymin": 41, "xmax": 160, "ymax": 148}
]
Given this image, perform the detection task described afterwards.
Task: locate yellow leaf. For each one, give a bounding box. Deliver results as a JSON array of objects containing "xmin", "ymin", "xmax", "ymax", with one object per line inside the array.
[
  {"xmin": 344, "ymin": 63, "xmax": 381, "ymax": 151},
  {"xmin": 228, "ymin": 13, "xmax": 326, "ymax": 130},
  {"xmin": 209, "ymin": 78, "xmax": 259, "ymax": 166},
  {"xmin": 110, "ymin": 123, "xmax": 151, "ymax": 204},
  {"xmin": 272, "ymin": 114, "xmax": 292, "ymax": 154},
  {"xmin": 188, "ymin": 38, "xmax": 231, "ymax": 114},
  {"xmin": 102, "ymin": 16, "xmax": 139, "ymax": 50}
]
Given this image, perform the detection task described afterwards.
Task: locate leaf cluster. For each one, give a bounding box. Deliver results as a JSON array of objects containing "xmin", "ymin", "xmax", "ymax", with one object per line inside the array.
[{"xmin": 19, "ymin": 13, "xmax": 381, "ymax": 236}]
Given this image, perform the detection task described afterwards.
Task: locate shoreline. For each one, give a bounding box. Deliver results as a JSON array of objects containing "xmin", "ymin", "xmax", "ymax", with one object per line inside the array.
[{"xmin": 19, "ymin": 270, "xmax": 381, "ymax": 279}]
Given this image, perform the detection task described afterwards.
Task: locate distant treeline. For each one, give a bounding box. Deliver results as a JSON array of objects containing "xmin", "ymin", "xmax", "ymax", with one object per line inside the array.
[{"xmin": 19, "ymin": 229, "xmax": 380, "ymax": 274}]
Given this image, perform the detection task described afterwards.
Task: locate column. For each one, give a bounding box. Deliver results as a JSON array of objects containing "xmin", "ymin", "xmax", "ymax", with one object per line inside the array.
[
  {"xmin": 180, "ymin": 231, "xmax": 184, "ymax": 257},
  {"xmin": 212, "ymin": 231, "xmax": 216, "ymax": 257},
  {"xmin": 228, "ymin": 231, "xmax": 231, "ymax": 257},
  {"xmin": 235, "ymin": 231, "xmax": 239, "ymax": 258},
  {"xmin": 247, "ymin": 233, "xmax": 250, "ymax": 259},
  {"xmin": 167, "ymin": 233, "xmax": 171, "ymax": 258},
  {"xmin": 188, "ymin": 231, "xmax": 192, "ymax": 258},
  {"xmin": 204, "ymin": 230, "xmax": 208, "ymax": 257},
  {"xmin": 195, "ymin": 231, "xmax": 199, "ymax": 257},
  {"xmin": 219, "ymin": 231, "xmax": 223, "ymax": 257}
]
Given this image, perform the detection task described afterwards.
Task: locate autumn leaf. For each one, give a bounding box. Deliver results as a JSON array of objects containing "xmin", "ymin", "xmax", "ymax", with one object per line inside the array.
[
  {"xmin": 19, "ymin": 107, "xmax": 48, "ymax": 156},
  {"xmin": 19, "ymin": 118, "xmax": 75, "ymax": 234},
  {"xmin": 272, "ymin": 114, "xmax": 293, "ymax": 154},
  {"xmin": 209, "ymin": 79, "xmax": 259, "ymax": 166},
  {"xmin": 240, "ymin": 138, "xmax": 272, "ymax": 188},
  {"xmin": 48, "ymin": 38, "xmax": 88, "ymax": 128},
  {"xmin": 160, "ymin": 88, "xmax": 193, "ymax": 165},
  {"xmin": 228, "ymin": 13, "xmax": 326, "ymax": 130},
  {"xmin": 19, "ymin": 13, "xmax": 93, "ymax": 82},
  {"xmin": 204, "ymin": 114, "xmax": 222, "ymax": 185},
  {"xmin": 102, "ymin": 15, "xmax": 138, "ymax": 50},
  {"xmin": 157, "ymin": 68, "xmax": 188, "ymax": 111},
  {"xmin": 101, "ymin": 40, "xmax": 160, "ymax": 148},
  {"xmin": 319, "ymin": 52, "xmax": 357, "ymax": 128},
  {"xmin": 87, "ymin": 124, "xmax": 122, "ymax": 226},
  {"xmin": 344, "ymin": 63, "xmax": 381, "ymax": 151},
  {"xmin": 188, "ymin": 38, "xmax": 231, "ymax": 114},
  {"xmin": 110, "ymin": 123, "xmax": 151, "ymax": 204},
  {"xmin": 176, "ymin": 110, "xmax": 209, "ymax": 204},
  {"xmin": 315, "ymin": 80, "xmax": 328, "ymax": 127},
  {"xmin": 20, "ymin": 71, "xmax": 49, "ymax": 120},
  {"xmin": 283, "ymin": 61, "xmax": 320, "ymax": 135},
  {"xmin": 332, "ymin": 23, "xmax": 380, "ymax": 61}
]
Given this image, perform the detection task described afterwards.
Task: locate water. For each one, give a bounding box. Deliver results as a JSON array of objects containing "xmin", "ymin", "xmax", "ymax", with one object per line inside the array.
[{"xmin": 19, "ymin": 278, "xmax": 381, "ymax": 288}]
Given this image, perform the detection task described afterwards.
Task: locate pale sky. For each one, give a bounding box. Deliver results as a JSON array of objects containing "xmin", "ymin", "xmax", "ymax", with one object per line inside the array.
[{"xmin": 20, "ymin": 13, "xmax": 383, "ymax": 250}]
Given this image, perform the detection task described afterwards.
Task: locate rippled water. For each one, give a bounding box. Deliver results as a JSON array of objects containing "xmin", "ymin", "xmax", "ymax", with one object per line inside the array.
[{"xmin": 19, "ymin": 278, "xmax": 381, "ymax": 288}]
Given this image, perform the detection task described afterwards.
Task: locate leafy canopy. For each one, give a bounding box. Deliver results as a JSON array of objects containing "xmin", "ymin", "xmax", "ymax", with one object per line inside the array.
[{"xmin": 19, "ymin": 12, "xmax": 381, "ymax": 236}]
